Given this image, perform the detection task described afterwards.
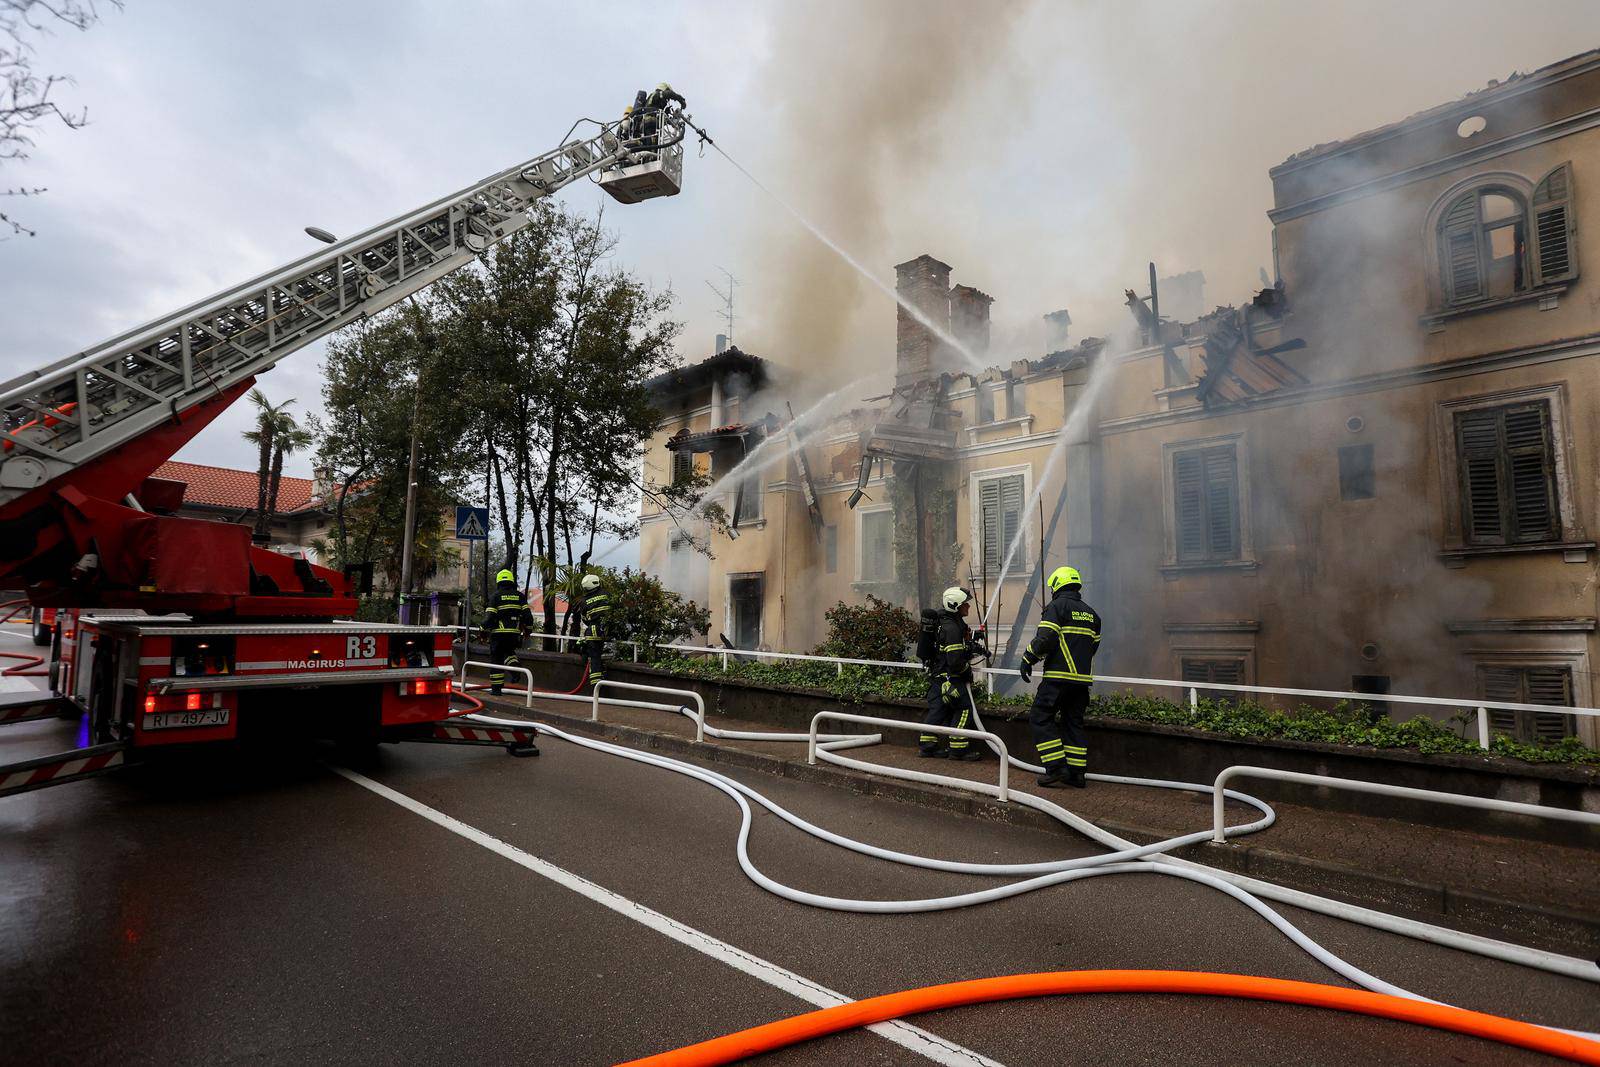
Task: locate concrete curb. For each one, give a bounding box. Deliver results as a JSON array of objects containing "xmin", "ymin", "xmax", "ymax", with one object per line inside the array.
[{"xmin": 489, "ymin": 697, "xmax": 1600, "ymax": 958}]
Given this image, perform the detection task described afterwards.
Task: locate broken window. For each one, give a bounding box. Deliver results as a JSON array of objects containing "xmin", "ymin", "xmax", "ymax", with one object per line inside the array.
[
  {"xmin": 1003, "ymin": 379, "xmax": 1022, "ymax": 419},
  {"xmin": 1434, "ymin": 168, "xmax": 1579, "ymax": 306},
  {"xmin": 734, "ymin": 475, "xmax": 762, "ymax": 524},
  {"xmin": 1479, "ymin": 664, "xmax": 1574, "ymax": 743},
  {"xmin": 1454, "ymin": 401, "xmax": 1557, "ymax": 546},
  {"xmin": 1350, "ymin": 674, "xmax": 1392, "ymax": 720},
  {"xmin": 728, "ymin": 574, "xmax": 763, "ymax": 649},
  {"xmin": 976, "ymin": 385, "xmax": 995, "ymax": 424},
  {"xmin": 1338, "ymin": 444, "xmax": 1375, "ymax": 501},
  {"xmin": 1172, "ymin": 444, "xmax": 1240, "ymax": 563},
  {"xmin": 979, "ymin": 474, "xmax": 1026, "ymax": 573},
  {"xmin": 859, "ymin": 510, "xmax": 895, "ymax": 582},
  {"xmin": 824, "ymin": 524, "xmax": 838, "ymax": 574}
]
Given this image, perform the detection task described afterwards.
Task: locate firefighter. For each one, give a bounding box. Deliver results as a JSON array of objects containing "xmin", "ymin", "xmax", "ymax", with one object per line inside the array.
[
  {"xmin": 1017, "ymin": 565, "xmax": 1102, "ymax": 788},
  {"xmin": 481, "ymin": 568, "xmax": 531, "ymax": 696},
  {"xmin": 920, "ymin": 586, "xmax": 984, "ymax": 762},
  {"xmin": 646, "ymin": 81, "xmax": 687, "ymax": 112},
  {"xmin": 577, "ymin": 572, "xmax": 611, "ymax": 690}
]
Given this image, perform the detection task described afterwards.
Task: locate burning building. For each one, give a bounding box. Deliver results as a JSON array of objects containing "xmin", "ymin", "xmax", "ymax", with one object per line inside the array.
[{"xmin": 639, "ymin": 48, "xmax": 1600, "ymax": 745}]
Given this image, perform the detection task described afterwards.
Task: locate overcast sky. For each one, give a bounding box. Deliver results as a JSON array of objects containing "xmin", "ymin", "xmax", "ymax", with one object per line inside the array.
[{"xmin": 1, "ymin": 1, "xmax": 1594, "ymax": 567}]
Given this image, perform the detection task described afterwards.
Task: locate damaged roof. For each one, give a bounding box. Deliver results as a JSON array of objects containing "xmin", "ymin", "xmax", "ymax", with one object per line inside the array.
[
  {"xmin": 1275, "ymin": 47, "xmax": 1600, "ymax": 171},
  {"xmin": 644, "ymin": 346, "xmax": 769, "ymax": 401}
]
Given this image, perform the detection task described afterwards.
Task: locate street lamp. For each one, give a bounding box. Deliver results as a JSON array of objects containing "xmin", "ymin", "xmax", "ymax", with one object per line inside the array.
[{"xmin": 305, "ymin": 226, "xmax": 337, "ymax": 244}]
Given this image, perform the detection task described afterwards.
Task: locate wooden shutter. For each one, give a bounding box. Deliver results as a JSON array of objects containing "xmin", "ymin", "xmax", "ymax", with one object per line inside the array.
[
  {"xmin": 1532, "ymin": 164, "xmax": 1577, "ymax": 285},
  {"xmin": 1000, "ymin": 475, "xmax": 1025, "ymax": 569},
  {"xmin": 1502, "ymin": 403, "xmax": 1556, "ymax": 542},
  {"xmin": 1173, "ymin": 451, "xmax": 1206, "ymax": 560},
  {"xmin": 1210, "ymin": 659, "xmax": 1244, "ymax": 684},
  {"xmin": 1481, "ymin": 665, "xmax": 1521, "ymax": 735},
  {"xmin": 1440, "ymin": 193, "xmax": 1484, "ymax": 304},
  {"xmin": 671, "ymin": 448, "xmax": 692, "ymax": 485},
  {"xmin": 1180, "ymin": 658, "xmax": 1210, "ymax": 683},
  {"xmin": 980, "ymin": 479, "xmax": 1000, "ymax": 571},
  {"xmin": 1480, "ymin": 664, "xmax": 1573, "ymax": 742},
  {"xmin": 1525, "ymin": 666, "xmax": 1575, "ymax": 742},
  {"xmin": 1203, "ymin": 447, "xmax": 1240, "ymax": 559},
  {"xmin": 1455, "ymin": 409, "xmax": 1505, "ymax": 544}
]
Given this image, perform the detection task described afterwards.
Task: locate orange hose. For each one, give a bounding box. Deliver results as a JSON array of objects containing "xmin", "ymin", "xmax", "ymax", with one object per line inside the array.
[{"xmin": 615, "ymin": 970, "xmax": 1600, "ymax": 1066}]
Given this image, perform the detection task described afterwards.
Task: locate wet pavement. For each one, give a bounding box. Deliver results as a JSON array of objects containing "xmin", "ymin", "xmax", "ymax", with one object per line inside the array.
[{"xmin": 3, "ymin": 680, "xmax": 1599, "ymax": 1065}]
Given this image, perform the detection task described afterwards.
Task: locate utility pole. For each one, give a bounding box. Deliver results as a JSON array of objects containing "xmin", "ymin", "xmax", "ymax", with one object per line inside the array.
[
  {"xmin": 398, "ymin": 371, "xmax": 422, "ymax": 599},
  {"xmin": 399, "ymin": 304, "xmax": 431, "ymax": 604}
]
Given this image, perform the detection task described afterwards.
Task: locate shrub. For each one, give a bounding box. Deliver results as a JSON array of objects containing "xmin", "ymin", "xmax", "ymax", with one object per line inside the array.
[
  {"xmin": 594, "ymin": 567, "xmax": 710, "ymax": 650},
  {"xmin": 812, "ymin": 595, "xmax": 919, "ymax": 663}
]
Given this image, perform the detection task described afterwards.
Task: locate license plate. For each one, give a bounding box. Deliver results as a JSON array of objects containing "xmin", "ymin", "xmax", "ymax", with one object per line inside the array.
[{"xmin": 143, "ymin": 709, "xmax": 231, "ymax": 730}]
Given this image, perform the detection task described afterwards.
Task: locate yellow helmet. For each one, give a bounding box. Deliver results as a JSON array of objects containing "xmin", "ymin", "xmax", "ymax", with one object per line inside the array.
[
  {"xmin": 624, "ymin": 105, "xmax": 634, "ymax": 115},
  {"xmin": 1047, "ymin": 565, "xmax": 1081, "ymax": 593},
  {"xmin": 657, "ymin": 82, "xmax": 672, "ymax": 92},
  {"xmin": 496, "ymin": 569, "xmax": 515, "ymax": 584}
]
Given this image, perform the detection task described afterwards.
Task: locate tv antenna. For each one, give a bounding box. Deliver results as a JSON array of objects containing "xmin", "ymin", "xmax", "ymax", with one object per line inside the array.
[{"xmin": 707, "ymin": 267, "xmax": 738, "ymax": 345}]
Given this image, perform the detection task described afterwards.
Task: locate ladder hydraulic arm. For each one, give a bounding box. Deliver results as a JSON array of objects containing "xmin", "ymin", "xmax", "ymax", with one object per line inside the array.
[{"xmin": 0, "ymin": 107, "xmax": 691, "ymax": 608}]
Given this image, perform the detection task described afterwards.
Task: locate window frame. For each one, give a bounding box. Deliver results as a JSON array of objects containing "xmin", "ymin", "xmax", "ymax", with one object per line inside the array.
[
  {"xmin": 1337, "ymin": 443, "xmax": 1376, "ymax": 501},
  {"xmin": 1434, "ymin": 383, "xmax": 1586, "ymax": 559},
  {"xmin": 968, "ymin": 463, "xmax": 1032, "ymax": 576},
  {"xmin": 855, "ymin": 504, "xmax": 896, "ymax": 584},
  {"xmin": 1470, "ymin": 650, "xmax": 1590, "ymax": 745},
  {"xmin": 1424, "ymin": 167, "xmax": 1578, "ymax": 313},
  {"xmin": 1173, "ymin": 645, "xmax": 1255, "ymax": 699},
  {"xmin": 724, "ymin": 571, "xmax": 765, "ymax": 651},
  {"xmin": 1161, "ymin": 432, "xmax": 1254, "ymax": 573}
]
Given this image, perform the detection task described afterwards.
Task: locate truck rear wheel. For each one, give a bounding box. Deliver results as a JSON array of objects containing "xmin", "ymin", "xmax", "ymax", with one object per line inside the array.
[{"xmin": 31, "ymin": 608, "xmax": 49, "ymax": 647}]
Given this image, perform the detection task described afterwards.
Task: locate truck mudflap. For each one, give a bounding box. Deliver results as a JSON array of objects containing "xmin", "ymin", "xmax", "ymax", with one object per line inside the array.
[
  {"xmin": 387, "ymin": 720, "xmax": 540, "ymax": 758},
  {"xmin": 0, "ymin": 741, "xmax": 129, "ymax": 798}
]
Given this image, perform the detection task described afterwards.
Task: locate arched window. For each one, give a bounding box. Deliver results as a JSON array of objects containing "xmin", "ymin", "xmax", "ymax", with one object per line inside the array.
[{"xmin": 1436, "ymin": 164, "xmax": 1577, "ymax": 307}]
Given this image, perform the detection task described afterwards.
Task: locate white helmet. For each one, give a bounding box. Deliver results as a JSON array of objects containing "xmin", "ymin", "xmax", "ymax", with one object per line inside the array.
[
  {"xmin": 941, "ymin": 586, "xmax": 970, "ymax": 611},
  {"xmin": 581, "ymin": 574, "xmax": 602, "ymax": 592}
]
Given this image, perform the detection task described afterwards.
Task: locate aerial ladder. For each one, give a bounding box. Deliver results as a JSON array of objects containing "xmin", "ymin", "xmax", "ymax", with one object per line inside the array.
[{"xmin": 0, "ymin": 104, "xmax": 699, "ymax": 796}]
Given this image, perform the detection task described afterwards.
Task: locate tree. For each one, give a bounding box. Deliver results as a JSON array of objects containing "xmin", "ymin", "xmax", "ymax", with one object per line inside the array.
[
  {"xmin": 1, "ymin": 0, "xmax": 117, "ymax": 238},
  {"xmin": 311, "ymin": 301, "xmax": 479, "ymax": 592},
  {"xmin": 434, "ymin": 202, "xmax": 682, "ymax": 640},
  {"xmin": 266, "ymin": 418, "xmax": 312, "ymax": 529},
  {"xmin": 241, "ymin": 388, "xmax": 297, "ymax": 543}
]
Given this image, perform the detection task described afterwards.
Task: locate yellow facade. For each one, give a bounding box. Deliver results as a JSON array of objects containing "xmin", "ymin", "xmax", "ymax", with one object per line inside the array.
[{"xmin": 639, "ymin": 51, "xmax": 1600, "ymax": 742}]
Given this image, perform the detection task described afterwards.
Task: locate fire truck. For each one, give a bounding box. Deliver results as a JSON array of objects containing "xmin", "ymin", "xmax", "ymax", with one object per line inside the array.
[{"xmin": 0, "ymin": 105, "xmax": 699, "ymax": 797}]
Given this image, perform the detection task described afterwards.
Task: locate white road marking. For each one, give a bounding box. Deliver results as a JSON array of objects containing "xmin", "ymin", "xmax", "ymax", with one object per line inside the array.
[{"xmin": 333, "ymin": 766, "xmax": 1003, "ymax": 1067}]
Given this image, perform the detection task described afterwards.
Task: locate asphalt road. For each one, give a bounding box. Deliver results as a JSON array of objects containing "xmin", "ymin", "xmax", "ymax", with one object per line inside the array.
[{"xmin": 3, "ymin": 688, "xmax": 1599, "ymax": 1065}]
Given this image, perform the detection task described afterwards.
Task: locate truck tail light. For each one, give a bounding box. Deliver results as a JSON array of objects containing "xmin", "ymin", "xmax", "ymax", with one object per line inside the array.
[
  {"xmin": 186, "ymin": 692, "xmax": 203, "ymax": 711},
  {"xmin": 401, "ymin": 677, "xmax": 452, "ymax": 697},
  {"xmin": 145, "ymin": 693, "xmax": 156, "ymax": 714}
]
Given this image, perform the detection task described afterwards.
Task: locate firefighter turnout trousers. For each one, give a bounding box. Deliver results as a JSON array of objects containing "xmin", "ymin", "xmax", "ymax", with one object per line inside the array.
[
  {"xmin": 489, "ymin": 632, "xmax": 521, "ymax": 694},
  {"xmin": 1030, "ymin": 680, "xmax": 1088, "ymax": 773},
  {"xmin": 921, "ymin": 675, "xmax": 975, "ymax": 753}
]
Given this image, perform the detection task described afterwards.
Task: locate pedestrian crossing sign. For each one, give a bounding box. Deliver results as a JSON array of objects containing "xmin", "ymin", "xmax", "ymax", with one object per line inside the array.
[{"xmin": 455, "ymin": 506, "xmax": 490, "ymax": 540}]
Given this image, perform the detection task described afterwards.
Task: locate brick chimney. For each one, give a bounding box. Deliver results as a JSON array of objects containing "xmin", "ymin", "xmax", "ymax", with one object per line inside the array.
[
  {"xmin": 894, "ymin": 254, "xmax": 952, "ymax": 388},
  {"xmin": 1043, "ymin": 309, "xmax": 1072, "ymax": 354},
  {"xmin": 949, "ymin": 284, "xmax": 993, "ymax": 362}
]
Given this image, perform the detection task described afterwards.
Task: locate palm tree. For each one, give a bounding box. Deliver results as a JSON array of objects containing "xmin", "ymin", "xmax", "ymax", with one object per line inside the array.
[
  {"xmin": 266, "ymin": 419, "xmax": 314, "ymax": 529},
  {"xmin": 241, "ymin": 389, "xmax": 297, "ymax": 542}
]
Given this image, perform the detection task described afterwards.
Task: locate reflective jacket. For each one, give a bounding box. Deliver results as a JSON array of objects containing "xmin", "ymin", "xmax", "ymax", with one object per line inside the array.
[
  {"xmin": 645, "ymin": 86, "xmax": 687, "ymax": 111},
  {"xmin": 579, "ymin": 589, "xmax": 611, "ymax": 639},
  {"xmin": 934, "ymin": 611, "xmax": 976, "ymax": 685},
  {"xmin": 1020, "ymin": 587, "xmax": 1101, "ymax": 685},
  {"xmin": 483, "ymin": 583, "xmax": 532, "ymax": 635}
]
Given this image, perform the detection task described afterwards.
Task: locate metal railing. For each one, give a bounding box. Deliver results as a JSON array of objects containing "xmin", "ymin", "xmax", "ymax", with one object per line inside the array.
[
  {"xmin": 457, "ymin": 660, "xmax": 534, "ymax": 709},
  {"xmin": 457, "ymin": 629, "xmax": 1600, "ymax": 750},
  {"xmin": 808, "ymin": 711, "xmax": 1010, "ymax": 802},
  {"xmin": 592, "ymin": 680, "xmax": 706, "ymax": 742},
  {"xmin": 1210, "ymin": 765, "xmax": 1600, "ymax": 843}
]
